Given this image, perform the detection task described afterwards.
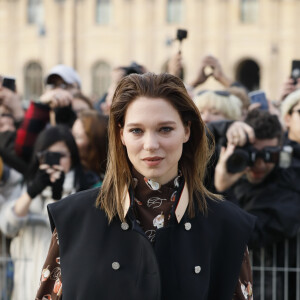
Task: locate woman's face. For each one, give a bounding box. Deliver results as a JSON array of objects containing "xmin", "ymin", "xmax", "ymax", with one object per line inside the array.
[
  {"xmin": 198, "ymin": 106, "xmax": 227, "ymax": 124},
  {"xmin": 72, "ymin": 119, "xmax": 89, "ymax": 167},
  {"xmin": 285, "ymin": 101, "xmax": 300, "ymax": 143},
  {"xmin": 47, "ymin": 141, "xmax": 72, "ymax": 173},
  {"xmin": 120, "ymin": 97, "xmax": 190, "ymax": 185}
]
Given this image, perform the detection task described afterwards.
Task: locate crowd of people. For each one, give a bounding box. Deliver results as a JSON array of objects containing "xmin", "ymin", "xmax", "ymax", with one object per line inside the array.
[{"xmin": 0, "ymin": 54, "xmax": 299, "ymax": 300}]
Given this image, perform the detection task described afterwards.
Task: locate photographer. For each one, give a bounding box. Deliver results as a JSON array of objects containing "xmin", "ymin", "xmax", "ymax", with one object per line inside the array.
[
  {"xmin": 214, "ymin": 110, "xmax": 300, "ymax": 247},
  {"xmin": 213, "ymin": 110, "xmax": 300, "ymax": 299},
  {"xmin": 15, "ymin": 64, "xmax": 91, "ymax": 162},
  {"xmin": 0, "ymin": 125, "xmax": 90, "ymax": 300}
]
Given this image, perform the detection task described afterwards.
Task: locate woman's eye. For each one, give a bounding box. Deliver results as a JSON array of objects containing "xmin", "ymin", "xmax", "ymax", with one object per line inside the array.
[
  {"xmin": 160, "ymin": 127, "xmax": 173, "ymax": 133},
  {"xmin": 130, "ymin": 128, "xmax": 143, "ymax": 134}
]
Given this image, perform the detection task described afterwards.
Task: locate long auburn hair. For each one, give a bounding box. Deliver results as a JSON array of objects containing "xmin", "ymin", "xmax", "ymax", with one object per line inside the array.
[
  {"xmin": 96, "ymin": 72, "xmax": 219, "ymax": 222},
  {"xmin": 78, "ymin": 110, "xmax": 108, "ymax": 178}
]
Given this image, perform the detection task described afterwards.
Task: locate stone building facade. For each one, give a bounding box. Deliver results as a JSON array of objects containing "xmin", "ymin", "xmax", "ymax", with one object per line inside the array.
[{"xmin": 0, "ymin": 0, "xmax": 300, "ymax": 101}]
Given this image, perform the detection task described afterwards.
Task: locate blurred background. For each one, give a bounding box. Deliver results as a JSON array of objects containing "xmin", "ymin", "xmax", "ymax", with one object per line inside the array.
[{"xmin": 0, "ymin": 0, "xmax": 299, "ymax": 102}]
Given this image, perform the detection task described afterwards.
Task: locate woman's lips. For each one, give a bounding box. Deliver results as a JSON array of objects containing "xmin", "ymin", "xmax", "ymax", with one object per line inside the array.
[{"xmin": 142, "ymin": 157, "xmax": 163, "ymax": 167}]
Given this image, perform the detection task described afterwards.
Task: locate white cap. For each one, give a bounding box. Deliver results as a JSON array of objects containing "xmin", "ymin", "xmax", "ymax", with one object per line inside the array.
[{"xmin": 45, "ymin": 64, "xmax": 81, "ymax": 88}]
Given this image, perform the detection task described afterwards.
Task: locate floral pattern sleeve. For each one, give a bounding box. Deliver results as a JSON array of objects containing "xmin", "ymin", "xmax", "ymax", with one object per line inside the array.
[
  {"xmin": 35, "ymin": 228, "xmax": 62, "ymax": 300},
  {"xmin": 233, "ymin": 247, "xmax": 253, "ymax": 300}
]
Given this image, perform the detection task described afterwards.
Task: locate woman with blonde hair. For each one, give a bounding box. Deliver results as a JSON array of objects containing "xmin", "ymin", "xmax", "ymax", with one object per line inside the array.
[
  {"xmin": 194, "ymin": 90, "xmax": 243, "ymax": 123},
  {"xmin": 280, "ymin": 89, "xmax": 300, "ymax": 144},
  {"xmin": 36, "ymin": 73, "xmax": 255, "ymax": 300}
]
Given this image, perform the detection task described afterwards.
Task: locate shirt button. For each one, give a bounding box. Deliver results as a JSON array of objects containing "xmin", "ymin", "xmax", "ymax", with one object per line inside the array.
[
  {"xmin": 184, "ymin": 222, "xmax": 192, "ymax": 231},
  {"xmin": 194, "ymin": 266, "xmax": 201, "ymax": 274},
  {"xmin": 121, "ymin": 222, "xmax": 129, "ymax": 230},
  {"xmin": 112, "ymin": 262, "xmax": 120, "ymax": 270}
]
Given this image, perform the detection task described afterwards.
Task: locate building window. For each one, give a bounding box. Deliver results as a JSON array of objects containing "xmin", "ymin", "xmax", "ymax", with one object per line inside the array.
[
  {"xmin": 96, "ymin": 0, "xmax": 111, "ymax": 25},
  {"xmin": 167, "ymin": 0, "xmax": 183, "ymax": 24},
  {"xmin": 92, "ymin": 61, "xmax": 111, "ymax": 99},
  {"xmin": 240, "ymin": 0, "xmax": 259, "ymax": 24},
  {"xmin": 27, "ymin": 0, "xmax": 44, "ymax": 25},
  {"xmin": 24, "ymin": 62, "xmax": 43, "ymax": 101}
]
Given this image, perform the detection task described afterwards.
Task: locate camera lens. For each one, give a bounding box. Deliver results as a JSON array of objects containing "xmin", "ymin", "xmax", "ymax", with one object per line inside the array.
[{"xmin": 226, "ymin": 149, "xmax": 249, "ymax": 174}]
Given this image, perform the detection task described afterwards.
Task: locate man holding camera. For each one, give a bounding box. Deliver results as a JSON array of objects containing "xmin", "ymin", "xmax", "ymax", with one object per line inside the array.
[
  {"xmin": 214, "ymin": 109, "xmax": 300, "ymax": 248},
  {"xmin": 213, "ymin": 109, "xmax": 300, "ymax": 298},
  {"xmin": 214, "ymin": 110, "xmax": 300, "ymax": 299}
]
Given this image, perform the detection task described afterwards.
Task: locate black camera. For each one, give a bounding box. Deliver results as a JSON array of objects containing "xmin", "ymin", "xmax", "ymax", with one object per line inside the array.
[
  {"xmin": 226, "ymin": 145, "xmax": 293, "ymax": 174},
  {"xmin": 291, "ymin": 60, "xmax": 300, "ymax": 85},
  {"xmin": 38, "ymin": 151, "xmax": 61, "ymax": 166},
  {"xmin": 2, "ymin": 77, "xmax": 16, "ymax": 92},
  {"xmin": 176, "ymin": 29, "xmax": 188, "ymax": 42}
]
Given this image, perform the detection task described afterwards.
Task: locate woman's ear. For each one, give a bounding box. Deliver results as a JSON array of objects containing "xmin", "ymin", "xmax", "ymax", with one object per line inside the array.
[
  {"xmin": 184, "ymin": 121, "xmax": 191, "ymax": 143},
  {"xmin": 120, "ymin": 128, "xmax": 125, "ymax": 146}
]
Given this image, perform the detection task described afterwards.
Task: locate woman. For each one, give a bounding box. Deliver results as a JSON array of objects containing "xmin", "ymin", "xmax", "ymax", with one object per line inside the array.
[
  {"xmin": 36, "ymin": 73, "xmax": 255, "ymax": 300},
  {"xmin": 0, "ymin": 125, "xmax": 91, "ymax": 300},
  {"xmin": 194, "ymin": 90, "xmax": 243, "ymax": 123},
  {"xmin": 281, "ymin": 89, "xmax": 300, "ymax": 145},
  {"xmin": 72, "ymin": 110, "xmax": 108, "ymax": 184}
]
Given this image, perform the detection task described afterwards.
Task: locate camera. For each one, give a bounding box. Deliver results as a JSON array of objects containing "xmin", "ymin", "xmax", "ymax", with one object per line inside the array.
[
  {"xmin": 226, "ymin": 145, "xmax": 293, "ymax": 174},
  {"xmin": 291, "ymin": 60, "xmax": 300, "ymax": 85},
  {"xmin": 176, "ymin": 29, "xmax": 188, "ymax": 42},
  {"xmin": 2, "ymin": 77, "xmax": 16, "ymax": 92},
  {"xmin": 38, "ymin": 151, "xmax": 61, "ymax": 166}
]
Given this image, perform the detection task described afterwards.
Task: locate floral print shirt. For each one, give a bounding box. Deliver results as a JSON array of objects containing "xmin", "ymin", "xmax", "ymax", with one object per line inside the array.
[{"xmin": 35, "ymin": 173, "xmax": 253, "ymax": 300}]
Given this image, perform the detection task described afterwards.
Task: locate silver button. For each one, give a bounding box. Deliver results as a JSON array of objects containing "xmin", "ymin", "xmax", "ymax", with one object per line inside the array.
[
  {"xmin": 184, "ymin": 222, "xmax": 192, "ymax": 231},
  {"xmin": 194, "ymin": 266, "xmax": 201, "ymax": 274},
  {"xmin": 121, "ymin": 222, "xmax": 129, "ymax": 230},
  {"xmin": 112, "ymin": 262, "xmax": 120, "ymax": 270}
]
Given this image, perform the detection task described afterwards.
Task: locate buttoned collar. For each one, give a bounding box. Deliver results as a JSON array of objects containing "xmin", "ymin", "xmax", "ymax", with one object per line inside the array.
[{"xmin": 122, "ymin": 182, "xmax": 189, "ymax": 223}]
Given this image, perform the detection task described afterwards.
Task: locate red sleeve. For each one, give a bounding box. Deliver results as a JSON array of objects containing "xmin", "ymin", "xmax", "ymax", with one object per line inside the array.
[
  {"xmin": 35, "ymin": 229, "xmax": 62, "ymax": 300},
  {"xmin": 15, "ymin": 101, "xmax": 50, "ymax": 161}
]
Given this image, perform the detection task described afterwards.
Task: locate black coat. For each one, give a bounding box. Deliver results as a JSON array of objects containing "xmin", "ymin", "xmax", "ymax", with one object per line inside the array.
[{"xmin": 48, "ymin": 187, "xmax": 255, "ymax": 300}]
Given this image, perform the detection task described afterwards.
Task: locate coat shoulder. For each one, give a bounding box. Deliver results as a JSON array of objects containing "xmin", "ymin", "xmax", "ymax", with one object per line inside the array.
[
  {"xmin": 47, "ymin": 187, "xmax": 101, "ymax": 232},
  {"xmin": 205, "ymin": 198, "xmax": 256, "ymax": 236}
]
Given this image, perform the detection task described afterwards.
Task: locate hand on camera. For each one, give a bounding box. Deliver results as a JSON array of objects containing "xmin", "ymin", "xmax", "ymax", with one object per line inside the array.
[
  {"xmin": 27, "ymin": 164, "xmax": 65, "ymax": 199},
  {"xmin": 0, "ymin": 87, "xmax": 24, "ymax": 121},
  {"xmin": 27, "ymin": 167, "xmax": 52, "ymax": 199},
  {"xmin": 226, "ymin": 121, "xmax": 255, "ymax": 147},
  {"xmin": 214, "ymin": 144, "xmax": 250, "ymax": 192},
  {"xmin": 190, "ymin": 56, "xmax": 211, "ymax": 87},
  {"xmin": 278, "ymin": 77, "xmax": 300, "ymax": 101},
  {"xmin": 214, "ymin": 121, "xmax": 256, "ymax": 192},
  {"xmin": 40, "ymin": 88, "xmax": 73, "ymax": 108},
  {"xmin": 191, "ymin": 55, "xmax": 233, "ymax": 88}
]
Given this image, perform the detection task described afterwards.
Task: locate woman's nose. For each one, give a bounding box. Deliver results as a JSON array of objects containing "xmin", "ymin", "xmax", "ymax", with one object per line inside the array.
[
  {"xmin": 143, "ymin": 133, "xmax": 159, "ymax": 151},
  {"xmin": 201, "ymin": 111, "xmax": 210, "ymax": 124}
]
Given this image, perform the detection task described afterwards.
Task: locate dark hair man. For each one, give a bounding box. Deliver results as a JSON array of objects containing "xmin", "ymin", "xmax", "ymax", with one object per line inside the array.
[{"xmin": 214, "ymin": 109, "xmax": 300, "ymax": 299}]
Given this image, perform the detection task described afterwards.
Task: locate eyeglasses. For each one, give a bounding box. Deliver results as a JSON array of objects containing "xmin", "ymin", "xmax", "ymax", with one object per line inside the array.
[{"xmin": 197, "ymin": 90, "xmax": 231, "ymax": 97}]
